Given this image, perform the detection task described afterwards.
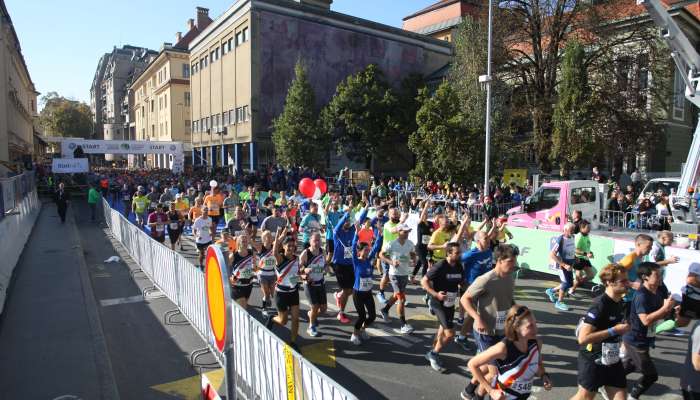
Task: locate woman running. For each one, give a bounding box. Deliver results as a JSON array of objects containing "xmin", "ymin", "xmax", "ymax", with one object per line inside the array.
[
  {"xmin": 301, "ymin": 232, "xmax": 329, "ymax": 337},
  {"xmin": 257, "ymin": 230, "xmax": 277, "ymax": 316},
  {"xmin": 228, "ymin": 234, "xmax": 257, "ymax": 309},
  {"xmin": 166, "ymin": 203, "xmax": 183, "ymax": 251},
  {"xmin": 466, "ymin": 305, "xmax": 553, "ymax": 400},
  {"xmin": 265, "ymin": 226, "xmax": 301, "ymax": 348}
]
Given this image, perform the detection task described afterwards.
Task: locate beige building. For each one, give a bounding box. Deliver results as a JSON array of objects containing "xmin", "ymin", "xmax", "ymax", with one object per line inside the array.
[
  {"xmin": 0, "ymin": 0, "xmax": 38, "ymax": 172},
  {"xmin": 131, "ymin": 7, "xmax": 212, "ymax": 168},
  {"xmin": 188, "ymin": 0, "xmax": 452, "ymax": 172}
]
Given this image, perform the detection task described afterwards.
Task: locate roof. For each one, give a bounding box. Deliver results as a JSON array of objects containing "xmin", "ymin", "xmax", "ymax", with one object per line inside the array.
[
  {"xmin": 0, "ymin": 0, "xmax": 36, "ymax": 91},
  {"xmin": 175, "ymin": 14, "xmax": 213, "ymax": 49},
  {"xmin": 413, "ymin": 15, "xmax": 464, "ymax": 35},
  {"xmin": 403, "ymin": 0, "xmax": 462, "ymax": 21}
]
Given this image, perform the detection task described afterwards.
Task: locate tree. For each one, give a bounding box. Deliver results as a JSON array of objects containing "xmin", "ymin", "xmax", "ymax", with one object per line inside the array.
[
  {"xmin": 39, "ymin": 92, "xmax": 92, "ymax": 139},
  {"xmin": 271, "ymin": 60, "xmax": 330, "ymax": 171},
  {"xmin": 551, "ymin": 40, "xmax": 592, "ymax": 177},
  {"xmin": 409, "ymin": 82, "xmax": 482, "ymax": 183},
  {"xmin": 321, "ymin": 64, "xmax": 398, "ymax": 170}
]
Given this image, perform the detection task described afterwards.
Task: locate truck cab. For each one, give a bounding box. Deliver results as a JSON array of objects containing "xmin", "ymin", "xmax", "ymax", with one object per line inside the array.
[{"xmin": 507, "ymin": 180, "xmax": 600, "ymax": 231}]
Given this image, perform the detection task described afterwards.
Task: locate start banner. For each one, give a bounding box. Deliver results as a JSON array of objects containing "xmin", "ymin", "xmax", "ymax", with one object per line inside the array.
[
  {"xmin": 52, "ymin": 158, "xmax": 89, "ymax": 173},
  {"xmin": 61, "ymin": 139, "xmax": 183, "ymax": 157}
]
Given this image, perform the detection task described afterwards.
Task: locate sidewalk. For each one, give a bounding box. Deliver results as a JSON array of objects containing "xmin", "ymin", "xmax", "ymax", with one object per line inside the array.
[{"xmin": 0, "ymin": 203, "xmax": 118, "ymax": 399}]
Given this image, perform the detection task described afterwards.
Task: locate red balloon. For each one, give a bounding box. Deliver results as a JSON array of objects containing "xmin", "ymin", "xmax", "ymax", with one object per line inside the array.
[
  {"xmin": 314, "ymin": 179, "xmax": 327, "ymax": 195},
  {"xmin": 298, "ymin": 178, "xmax": 316, "ymax": 198}
]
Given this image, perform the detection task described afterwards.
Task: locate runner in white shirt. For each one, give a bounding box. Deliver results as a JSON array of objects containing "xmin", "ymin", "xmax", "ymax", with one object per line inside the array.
[
  {"xmin": 379, "ymin": 224, "xmax": 417, "ymax": 334},
  {"xmin": 193, "ymin": 208, "xmax": 213, "ymax": 269}
]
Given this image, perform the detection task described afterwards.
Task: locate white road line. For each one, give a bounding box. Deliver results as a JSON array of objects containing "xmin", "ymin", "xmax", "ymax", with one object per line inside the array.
[{"xmin": 99, "ymin": 295, "xmax": 144, "ymax": 307}]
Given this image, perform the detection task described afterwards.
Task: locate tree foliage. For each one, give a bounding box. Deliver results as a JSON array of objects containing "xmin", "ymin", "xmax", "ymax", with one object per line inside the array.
[
  {"xmin": 272, "ymin": 60, "xmax": 330, "ymax": 171},
  {"xmin": 321, "ymin": 64, "xmax": 398, "ymax": 169},
  {"xmin": 39, "ymin": 91, "xmax": 92, "ymax": 139},
  {"xmin": 551, "ymin": 40, "xmax": 592, "ymax": 177}
]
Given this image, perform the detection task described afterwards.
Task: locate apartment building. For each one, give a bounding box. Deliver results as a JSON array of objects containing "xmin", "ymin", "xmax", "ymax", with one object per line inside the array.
[{"xmin": 189, "ymin": 0, "xmax": 453, "ymax": 172}]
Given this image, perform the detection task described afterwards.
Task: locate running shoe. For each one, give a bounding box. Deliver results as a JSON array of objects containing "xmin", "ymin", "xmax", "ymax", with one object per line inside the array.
[
  {"xmin": 379, "ymin": 308, "xmax": 390, "ymax": 322},
  {"xmin": 360, "ymin": 330, "xmax": 370, "ymax": 340},
  {"xmin": 425, "ymin": 351, "xmax": 446, "ymax": 373},
  {"xmin": 399, "ymin": 324, "xmax": 414, "ymax": 334},
  {"xmin": 350, "ymin": 334, "xmax": 361, "ymax": 345},
  {"xmin": 337, "ymin": 312, "xmax": 351, "ymax": 324},
  {"xmin": 567, "ymin": 289, "xmax": 578, "ymax": 298},
  {"xmin": 376, "ymin": 292, "xmax": 388, "ymax": 304},
  {"xmin": 554, "ymin": 301, "xmax": 570, "ymax": 311},
  {"xmin": 545, "ymin": 288, "xmax": 557, "ymax": 303},
  {"xmin": 334, "ymin": 291, "xmax": 342, "ymax": 308},
  {"xmin": 655, "ymin": 319, "xmax": 677, "ymax": 334},
  {"xmin": 307, "ymin": 325, "xmax": 320, "ymax": 337},
  {"xmin": 455, "ymin": 336, "xmax": 476, "ymax": 353}
]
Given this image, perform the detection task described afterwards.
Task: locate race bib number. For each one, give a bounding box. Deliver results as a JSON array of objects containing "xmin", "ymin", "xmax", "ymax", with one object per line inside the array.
[
  {"xmin": 210, "ymin": 204, "xmax": 219, "ymax": 212},
  {"xmin": 495, "ymin": 310, "xmax": 507, "ymax": 331},
  {"xmin": 169, "ymin": 222, "xmax": 179, "ymax": 230},
  {"xmin": 239, "ymin": 268, "xmax": 253, "ymax": 280},
  {"xmin": 511, "ymin": 381, "xmax": 532, "ymax": 393},
  {"xmin": 443, "ymin": 291, "xmax": 457, "ymax": 308},
  {"xmin": 422, "ymin": 235, "xmax": 431, "ymax": 245},
  {"xmin": 263, "ymin": 257, "xmax": 276, "ymax": 270},
  {"xmin": 601, "ymin": 341, "xmax": 621, "ymax": 365},
  {"xmin": 156, "ymin": 224, "xmax": 165, "ymax": 233},
  {"xmin": 343, "ymin": 246, "xmax": 352, "ymax": 259},
  {"xmin": 250, "ymin": 216, "xmax": 258, "ymax": 223},
  {"xmin": 359, "ymin": 277, "xmax": 373, "ymax": 291}
]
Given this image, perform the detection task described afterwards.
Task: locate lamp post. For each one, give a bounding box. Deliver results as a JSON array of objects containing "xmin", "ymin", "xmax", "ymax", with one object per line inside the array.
[{"xmin": 479, "ymin": 0, "xmax": 494, "ymax": 197}]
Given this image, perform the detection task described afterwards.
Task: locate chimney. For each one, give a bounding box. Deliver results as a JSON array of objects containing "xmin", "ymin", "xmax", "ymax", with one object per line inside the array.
[
  {"xmin": 187, "ymin": 18, "xmax": 194, "ymax": 31},
  {"xmin": 175, "ymin": 32, "xmax": 182, "ymax": 43},
  {"xmin": 196, "ymin": 7, "xmax": 210, "ymax": 29}
]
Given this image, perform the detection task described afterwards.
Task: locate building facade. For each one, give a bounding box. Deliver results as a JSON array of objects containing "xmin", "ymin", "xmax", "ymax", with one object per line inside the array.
[
  {"xmin": 188, "ymin": 0, "xmax": 453, "ymax": 172},
  {"xmin": 90, "ymin": 45, "xmax": 157, "ymax": 161},
  {"xmin": 0, "ymin": 0, "xmax": 38, "ymax": 172},
  {"xmin": 402, "ymin": 0, "xmax": 480, "ymax": 43},
  {"xmin": 131, "ymin": 7, "xmax": 212, "ymax": 169}
]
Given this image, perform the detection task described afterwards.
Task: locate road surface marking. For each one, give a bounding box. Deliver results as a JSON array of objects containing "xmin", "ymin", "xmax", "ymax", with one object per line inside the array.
[
  {"xmin": 99, "ymin": 295, "xmax": 143, "ymax": 307},
  {"xmin": 93, "ymin": 273, "xmax": 111, "ymax": 278},
  {"xmin": 301, "ymin": 339, "xmax": 336, "ymax": 368},
  {"xmin": 151, "ymin": 368, "xmax": 225, "ymax": 400}
]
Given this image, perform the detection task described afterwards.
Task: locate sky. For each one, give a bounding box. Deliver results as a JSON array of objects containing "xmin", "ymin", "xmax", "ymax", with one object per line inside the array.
[{"xmin": 5, "ymin": 0, "xmax": 434, "ymax": 107}]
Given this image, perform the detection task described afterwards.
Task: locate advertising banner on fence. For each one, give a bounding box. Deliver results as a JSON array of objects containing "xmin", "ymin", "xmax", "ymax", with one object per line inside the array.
[
  {"xmin": 61, "ymin": 139, "xmax": 183, "ymax": 157},
  {"xmin": 52, "ymin": 158, "xmax": 89, "ymax": 173}
]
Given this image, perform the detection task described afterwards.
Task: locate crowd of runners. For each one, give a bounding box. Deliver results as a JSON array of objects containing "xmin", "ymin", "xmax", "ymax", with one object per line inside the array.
[{"xmin": 50, "ymin": 167, "xmax": 700, "ymax": 400}]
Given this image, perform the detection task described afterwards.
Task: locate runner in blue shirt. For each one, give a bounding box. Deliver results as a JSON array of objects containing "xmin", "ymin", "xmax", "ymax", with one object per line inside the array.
[{"xmin": 349, "ymin": 218, "xmax": 383, "ymax": 345}]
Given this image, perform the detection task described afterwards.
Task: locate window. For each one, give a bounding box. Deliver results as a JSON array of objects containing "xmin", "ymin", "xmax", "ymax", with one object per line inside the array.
[
  {"xmin": 227, "ymin": 38, "xmax": 232, "ymax": 53},
  {"xmin": 236, "ymin": 32, "xmax": 243, "ymax": 46},
  {"xmin": 183, "ymin": 63, "xmax": 190, "ymax": 78},
  {"xmin": 242, "ymin": 27, "xmax": 249, "ymax": 43},
  {"xmin": 243, "ymin": 105, "xmax": 250, "ymax": 121},
  {"xmin": 223, "ymin": 111, "xmax": 229, "ymax": 126},
  {"xmin": 222, "ymin": 43, "xmax": 227, "ymax": 56},
  {"xmin": 210, "ymin": 50, "xmax": 216, "ymax": 63},
  {"xmin": 164, "ymin": 66, "xmax": 168, "ymax": 79},
  {"xmin": 150, "ymin": 100, "xmax": 154, "ymax": 112},
  {"xmin": 201, "ymin": 56, "xmax": 207, "ymax": 68},
  {"xmin": 159, "ymin": 97, "xmax": 162, "ymax": 110},
  {"xmin": 526, "ymin": 187, "xmax": 560, "ymax": 213},
  {"xmin": 165, "ymin": 121, "xmax": 168, "ymax": 135},
  {"xmin": 184, "ymin": 92, "xmax": 191, "ymax": 107},
  {"xmin": 215, "ymin": 47, "xmax": 220, "ymax": 60},
  {"xmin": 164, "ymin": 94, "xmax": 168, "ymax": 108},
  {"xmin": 193, "ymin": 120, "xmax": 198, "ymax": 133},
  {"xmin": 185, "ymin": 120, "xmax": 191, "ymax": 133},
  {"xmin": 571, "ymin": 187, "xmax": 596, "ymax": 205},
  {"xmin": 206, "ymin": 117, "xmax": 210, "ymax": 131},
  {"xmin": 191, "ymin": 63, "xmax": 197, "ymax": 75},
  {"xmin": 151, "ymin": 124, "xmax": 155, "ymax": 136},
  {"xmin": 674, "ymin": 69, "xmax": 686, "ymax": 121}
]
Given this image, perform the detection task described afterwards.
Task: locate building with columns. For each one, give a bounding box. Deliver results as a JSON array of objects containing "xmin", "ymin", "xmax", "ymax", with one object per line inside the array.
[
  {"xmin": 131, "ymin": 7, "xmax": 212, "ymax": 169},
  {"xmin": 0, "ymin": 0, "xmax": 38, "ymax": 172},
  {"xmin": 188, "ymin": 0, "xmax": 453, "ymax": 173}
]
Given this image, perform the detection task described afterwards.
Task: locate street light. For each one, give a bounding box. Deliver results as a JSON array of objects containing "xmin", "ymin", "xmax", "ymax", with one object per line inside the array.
[{"xmin": 480, "ymin": 0, "xmax": 494, "ymax": 197}]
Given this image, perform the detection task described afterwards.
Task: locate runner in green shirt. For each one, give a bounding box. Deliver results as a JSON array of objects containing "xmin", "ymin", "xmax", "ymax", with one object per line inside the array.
[
  {"xmin": 570, "ymin": 220, "xmax": 594, "ymax": 296},
  {"xmin": 132, "ymin": 187, "xmax": 151, "ymax": 228},
  {"xmin": 87, "ymin": 185, "xmax": 101, "ymax": 222}
]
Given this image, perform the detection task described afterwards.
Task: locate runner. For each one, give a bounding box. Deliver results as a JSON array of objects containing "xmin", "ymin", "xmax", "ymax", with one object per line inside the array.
[
  {"xmin": 243, "ymin": 186, "xmax": 260, "ymax": 226},
  {"xmin": 324, "ymin": 199, "xmax": 344, "ymax": 263},
  {"xmin": 87, "ymin": 184, "xmax": 100, "ymax": 222},
  {"xmin": 54, "ymin": 182, "xmax": 68, "ymax": 224},
  {"xmin": 257, "ymin": 230, "xmax": 277, "ymax": 317},
  {"xmin": 203, "ymin": 184, "xmax": 225, "ymax": 239},
  {"xmin": 422, "ymin": 242, "xmax": 464, "ymax": 372},
  {"xmin": 411, "ymin": 201, "xmax": 432, "ymax": 284},
  {"xmin": 227, "ymin": 206, "xmax": 257, "ymax": 239},
  {"xmin": 300, "ymin": 202, "xmax": 323, "ymax": 249},
  {"xmin": 349, "ymin": 212, "xmax": 384, "ymax": 345},
  {"xmin": 460, "ymin": 244, "xmax": 517, "ymax": 398},
  {"xmin": 377, "ymin": 207, "xmax": 402, "ymax": 305},
  {"xmin": 378, "ymin": 223, "xmax": 416, "ymax": 334},
  {"xmin": 215, "ymin": 228, "xmax": 236, "ymax": 257},
  {"xmin": 572, "ymin": 263, "xmax": 630, "ymax": 400},
  {"xmin": 132, "ymin": 187, "xmax": 150, "ymax": 228},
  {"xmin": 147, "ymin": 204, "xmax": 168, "ymax": 244},
  {"xmin": 261, "ymin": 205, "xmax": 287, "ymax": 233},
  {"xmin": 649, "ymin": 230, "xmax": 682, "ymax": 335},
  {"xmin": 464, "ymin": 305, "xmax": 553, "ymax": 400},
  {"xmin": 570, "ymin": 220, "xmax": 595, "ymax": 297},
  {"xmin": 618, "ymin": 234, "xmax": 654, "ymax": 299},
  {"xmin": 265, "ymin": 226, "xmax": 302, "ymax": 348},
  {"xmin": 166, "ymin": 203, "xmax": 183, "ymax": 251},
  {"xmin": 192, "ymin": 207, "xmax": 213, "ymax": 269},
  {"xmin": 681, "ymin": 317, "xmax": 700, "ymax": 399},
  {"xmin": 228, "ymin": 234, "xmax": 257, "ymax": 309},
  {"xmin": 331, "ymin": 207, "xmax": 368, "ymax": 324},
  {"xmin": 223, "ymin": 189, "xmax": 239, "ymax": 226},
  {"xmin": 119, "ymin": 183, "xmax": 132, "ymax": 218},
  {"xmin": 301, "ymin": 232, "xmax": 329, "ymax": 337},
  {"xmin": 545, "ymin": 223, "xmax": 578, "ymax": 311},
  {"xmin": 622, "ymin": 262, "xmax": 675, "ymax": 400},
  {"xmin": 188, "ymin": 197, "xmax": 204, "ymax": 233}
]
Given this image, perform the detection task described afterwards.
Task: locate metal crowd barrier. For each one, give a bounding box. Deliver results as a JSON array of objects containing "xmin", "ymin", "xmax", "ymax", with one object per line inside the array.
[
  {"xmin": 101, "ymin": 199, "xmax": 356, "ymax": 400},
  {"xmin": 598, "ymin": 209, "xmax": 669, "ymax": 231},
  {"xmin": 1, "ymin": 171, "xmax": 36, "ymax": 219}
]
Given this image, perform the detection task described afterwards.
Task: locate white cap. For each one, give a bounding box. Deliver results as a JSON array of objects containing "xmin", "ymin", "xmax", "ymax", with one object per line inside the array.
[{"xmin": 397, "ymin": 224, "xmax": 412, "ymax": 232}]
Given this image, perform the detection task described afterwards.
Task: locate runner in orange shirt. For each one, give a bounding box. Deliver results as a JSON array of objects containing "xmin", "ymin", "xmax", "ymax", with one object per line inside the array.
[{"xmin": 204, "ymin": 185, "xmax": 226, "ymax": 239}]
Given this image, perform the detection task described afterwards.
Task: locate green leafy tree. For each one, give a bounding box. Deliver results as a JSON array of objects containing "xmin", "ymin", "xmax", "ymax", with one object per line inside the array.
[
  {"xmin": 409, "ymin": 82, "xmax": 482, "ymax": 183},
  {"xmin": 322, "ymin": 64, "xmax": 398, "ymax": 169},
  {"xmin": 39, "ymin": 92, "xmax": 92, "ymax": 139},
  {"xmin": 551, "ymin": 40, "xmax": 592, "ymax": 177},
  {"xmin": 271, "ymin": 60, "xmax": 330, "ymax": 171}
]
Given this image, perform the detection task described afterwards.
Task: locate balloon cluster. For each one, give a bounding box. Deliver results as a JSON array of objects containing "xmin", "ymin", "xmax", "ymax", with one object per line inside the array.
[{"xmin": 299, "ymin": 178, "xmax": 327, "ymax": 200}]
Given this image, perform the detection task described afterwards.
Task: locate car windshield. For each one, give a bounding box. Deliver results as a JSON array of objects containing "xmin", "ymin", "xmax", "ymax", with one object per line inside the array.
[
  {"xmin": 528, "ymin": 187, "xmax": 560, "ymax": 212},
  {"xmin": 643, "ymin": 181, "xmax": 679, "ymax": 196}
]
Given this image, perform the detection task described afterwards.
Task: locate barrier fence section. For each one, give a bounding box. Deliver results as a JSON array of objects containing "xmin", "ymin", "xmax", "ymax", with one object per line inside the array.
[{"xmin": 101, "ymin": 199, "xmax": 357, "ymax": 400}]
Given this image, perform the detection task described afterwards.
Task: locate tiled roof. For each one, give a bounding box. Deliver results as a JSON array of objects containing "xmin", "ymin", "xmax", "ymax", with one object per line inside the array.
[
  {"xmin": 414, "ymin": 15, "xmax": 464, "ymax": 35},
  {"xmin": 403, "ymin": 0, "xmax": 462, "ymax": 21}
]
